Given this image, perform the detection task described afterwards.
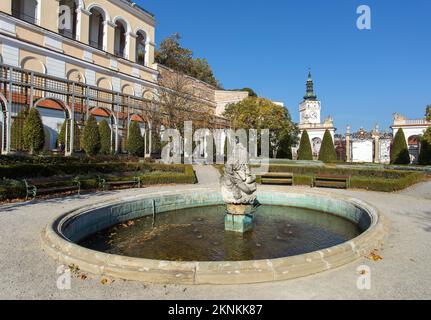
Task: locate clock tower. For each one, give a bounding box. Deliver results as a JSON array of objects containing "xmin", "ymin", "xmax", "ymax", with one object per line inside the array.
[
  {"xmin": 299, "ymin": 70, "xmax": 321, "ymax": 125},
  {"xmin": 294, "ymin": 70, "xmax": 336, "ymax": 160}
]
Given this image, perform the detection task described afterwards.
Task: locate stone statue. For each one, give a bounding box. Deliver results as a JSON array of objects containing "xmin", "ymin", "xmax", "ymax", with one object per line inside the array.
[{"xmin": 221, "ymin": 141, "xmax": 257, "ymax": 205}]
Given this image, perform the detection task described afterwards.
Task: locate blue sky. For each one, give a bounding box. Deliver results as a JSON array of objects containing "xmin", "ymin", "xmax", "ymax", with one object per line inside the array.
[{"xmin": 137, "ymin": 0, "xmax": 430, "ymax": 133}]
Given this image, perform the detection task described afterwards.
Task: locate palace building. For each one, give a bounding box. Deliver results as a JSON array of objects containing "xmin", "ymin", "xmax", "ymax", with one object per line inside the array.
[{"xmin": 0, "ymin": 0, "xmax": 247, "ymax": 156}]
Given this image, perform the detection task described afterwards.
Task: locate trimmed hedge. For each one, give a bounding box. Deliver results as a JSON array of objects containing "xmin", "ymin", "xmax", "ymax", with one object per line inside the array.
[
  {"xmin": 255, "ymin": 164, "xmax": 424, "ymax": 192},
  {"xmin": 0, "ymin": 165, "xmax": 196, "ymax": 201},
  {"xmin": 0, "ymin": 162, "xmax": 188, "ymax": 179},
  {"xmin": 391, "ymin": 129, "xmax": 410, "ymax": 164}
]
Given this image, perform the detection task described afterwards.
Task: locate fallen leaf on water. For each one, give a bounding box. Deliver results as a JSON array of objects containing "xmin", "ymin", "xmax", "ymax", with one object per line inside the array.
[
  {"xmin": 101, "ymin": 278, "xmax": 108, "ymax": 285},
  {"xmin": 80, "ymin": 274, "xmax": 87, "ymax": 280}
]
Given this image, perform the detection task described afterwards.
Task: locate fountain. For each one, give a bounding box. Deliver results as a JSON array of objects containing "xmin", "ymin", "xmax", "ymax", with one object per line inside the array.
[{"xmin": 221, "ymin": 140, "xmax": 258, "ymax": 233}]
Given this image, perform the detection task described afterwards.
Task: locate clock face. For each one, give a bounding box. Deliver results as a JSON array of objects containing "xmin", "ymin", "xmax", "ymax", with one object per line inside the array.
[{"xmin": 309, "ymin": 111, "xmax": 318, "ymax": 120}]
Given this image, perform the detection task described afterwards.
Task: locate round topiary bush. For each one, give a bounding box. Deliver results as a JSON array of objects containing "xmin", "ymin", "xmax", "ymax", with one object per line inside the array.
[
  {"xmin": 23, "ymin": 108, "xmax": 45, "ymax": 154},
  {"xmin": 318, "ymin": 129, "xmax": 337, "ymax": 163},
  {"xmin": 127, "ymin": 121, "xmax": 144, "ymax": 156},
  {"xmin": 390, "ymin": 128, "xmax": 411, "ymax": 164},
  {"xmin": 297, "ymin": 130, "xmax": 313, "ymax": 160},
  {"xmin": 82, "ymin": 115, "xmax": 101, "ymax": 156},
  {"xmin": 98, "ymin": 120, "xmax": 112, "ymax": 155}
]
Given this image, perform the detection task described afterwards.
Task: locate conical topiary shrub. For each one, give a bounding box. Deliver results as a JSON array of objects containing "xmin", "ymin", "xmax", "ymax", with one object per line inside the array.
[
  {"xmin": 127, "ymin": 121, "xmax": 144, "ymax": 156},
  {"xmin": 297, "ymin": 130, "xmax": 313, "ymax": 160},
  {"xmin": 58, "ymin": 120, "xmax": 81, "ymax": 152},
  {"xmin": 390, "ymin": 128, "xmax": 410, "ymax": 164},
  {"xmin": 418, "ymin": 128, "xmax": 431, "ymax": 165},
  {"xmin": 82, "ymin": 115, "xmax": 101, "ymax": 156},
  {"xmin": 23, "ymin": 108, "xmax": 45, "ymax": 154},
  {"xmin": 318, "ymin": 129, "xmax": 337, "ymax": 163},
  {"xmin": 98, "ymin": 119, "xmax": 112, "ymax": 155},
  {"xmin": 11, "ymin": 108, "xmax": 28, "ymax": 152}
]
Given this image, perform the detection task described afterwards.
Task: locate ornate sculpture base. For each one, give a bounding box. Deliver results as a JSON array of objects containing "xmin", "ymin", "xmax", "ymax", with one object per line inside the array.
[{"xmin": 224, "ymin": 204, "xmax": 255, "ymax": 233}]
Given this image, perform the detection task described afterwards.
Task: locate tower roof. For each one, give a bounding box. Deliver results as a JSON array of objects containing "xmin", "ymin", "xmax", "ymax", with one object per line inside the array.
[{"xmin": 304, "ymin": 69, "xmax": 317, "ymax": 101}]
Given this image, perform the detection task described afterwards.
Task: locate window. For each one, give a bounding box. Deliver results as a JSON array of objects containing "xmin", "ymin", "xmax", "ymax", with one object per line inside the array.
[
  {"xmin": 114, "ymin": 20, "xmax": 127, "ymax": 58},
  {"xmin": 12, "ymin": 0, "xmax": 38, "ymax": 24},
  {"xmin": 136, "ymin": 31, "xmax": 146, "ymax": 66},
  {"xmin": 58, "ymin": 0, "xmax": 78, "ymax": 39},
  {"xmin": 88, "ymin": 7, "xmax": 105, "ymax": 50}
]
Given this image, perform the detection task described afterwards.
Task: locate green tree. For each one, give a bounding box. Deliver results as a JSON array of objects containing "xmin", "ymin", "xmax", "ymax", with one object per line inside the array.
[
  {"xmin": 426, "ymin": 105, "xmax": 431, "ymax": 121},
  {"xmin": 82, "ymin": 115, "xmax": 100, "ymax": 156},
  {"xmin": 390, "ymin": 128, "xmax": 410, "ymax": 164},
  {"xmin": 233, "ymin": 88, "xmax": 258, "ymax": 97},
  {"xmin": 58, "ymin": 120, "xmax": 81, "ymax": 152},
  {"xmin": 155, "ymin": 33, "xmax": 221, "ymax": 88},
  {"xmin": 297, "ymin": 130, "xmax": 313, "ymax": 160},
  {"xmin": 11, "ymin": 108, "xmax": 28, "ymax": 151},
  {"xmin": 223, "ymin": 97, "xmax": 298, "ymax": 158},
  {"xmin": 318, "ymin": 130, "xmax": 337, "ymax": 163},
  {"xmin": 127, "ymin": 121, "xmax": 144, "ymax": 156},
  {"xmin": 23, "ymin": 108, "xmax": 45, "ymax": 154},
  {"xmin": 98, "ymin": 120, "xmax": 112, "ymax": 155},
  {"xmin": 418, "ymin": 127, "xmax": 431, "ymax": 165}
]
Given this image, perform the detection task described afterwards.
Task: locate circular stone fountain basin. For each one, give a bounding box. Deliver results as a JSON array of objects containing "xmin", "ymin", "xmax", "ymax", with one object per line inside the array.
[{"xmin": 41, "ymin": 189, "xmax": 389, "ymax": 285}]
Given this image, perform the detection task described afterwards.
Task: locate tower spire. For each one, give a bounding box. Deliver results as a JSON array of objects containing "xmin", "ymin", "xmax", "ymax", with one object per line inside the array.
[{"xmin": 304, "ymin": 69, "xmax": 317, "ymax": 101}]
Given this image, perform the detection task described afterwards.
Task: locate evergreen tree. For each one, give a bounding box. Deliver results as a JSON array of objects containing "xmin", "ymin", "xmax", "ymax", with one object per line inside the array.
[
  {"xmin": 11, "ymin": 108, "xmax": 28, "ymax": 151},
  {"xmin": 390, "ymin": 128, "xmax": 411, "ymax": 164},
  {"xmin": 23, "ymin": 108, "xmax": 45, "ymax": 154},
  {"xmin": 318, "ymin": 129, "xmax": 337, "ymax": 163},
  {"xmin": 58, "ymin": 120, "xmax": 81, "ymax": 152},
  {"xmin": 297, "ymin": 130, "xmax": 313, "ymax": 160},
  {"xmin": 418, "ymin": 127, "xmax": 431, "ymax": 165},
  {"xmin": 127, "ymin": 121, "xmax": 144, "ymax": 156},
  {"xmin": 82, "ymin": 115, "xmax": 101, "ymax": 156},
  {"xmin": 98, "ymin": 120, "xmax": 112, "ymax": 155}
]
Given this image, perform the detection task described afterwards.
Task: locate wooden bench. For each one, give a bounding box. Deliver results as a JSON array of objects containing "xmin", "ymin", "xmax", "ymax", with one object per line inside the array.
[
  {"xmin": 260, "ymin": 172, "xmax": 293, "ymax": 185},
  {"xmin": 313, "ymin": 175, "xmax": 350, "ymax": 189},
  {"xmin": 23, "ymin": 177, "xmax": 81, "ymax": 200},
  {"xmin": 98, "ymin": 176, "xmax": 141, "ymax": 191}
]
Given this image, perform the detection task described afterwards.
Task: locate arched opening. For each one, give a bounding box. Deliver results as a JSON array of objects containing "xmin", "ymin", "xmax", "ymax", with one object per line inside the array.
[
  {"xmin": 136, "ymin": 30, "xmax": 147, "ymax": 66},
  {"xmin": 408, "ymin": 135, "xmax": 420, "ymax": 164},
  {"xmin": 89, "ymin": 107, "xmax": 118, "ymax": 153},
  {"xmin": 88, "ymin": 7, "xmax": 105, "ymax": 50},
  {"xmin": 21, "ymin": 57, "xmax": 46, "ymax": 74},
  {"xmin": 33, "ymin": 98, "xmax": 72, "ymax": 153},
  {"xmin": 312, "ymin": 137, "xmax": 322, "ymax": 157},
  {"xmin": 122, "ymin": 84, "xmax": 134, "ymax": 96},
  {"xmin": 12, "ymin": 0, "xmax": 39, "ymax": 24},
  {"xmin": 58, "ymin": 0, "xmax": 78, "ymax": 39},
  {"xmin": 114, "ymin": 19, "xmax": 128, "ymax": 58},
  {"xmin": 67, "ymin": 69, "xmax": 85, "ymax": 83}
]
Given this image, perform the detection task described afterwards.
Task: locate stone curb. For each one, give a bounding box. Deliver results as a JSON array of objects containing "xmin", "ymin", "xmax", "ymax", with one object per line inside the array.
[{"xmin": 40, "ymin": 189, "xmax": 390, "ymax": 285}]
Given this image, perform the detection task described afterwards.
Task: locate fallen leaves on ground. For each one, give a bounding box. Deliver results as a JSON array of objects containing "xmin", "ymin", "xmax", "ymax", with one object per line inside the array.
[{"xmin": 367, "ymin": 250, "xmax": 383, "ymax": 261}]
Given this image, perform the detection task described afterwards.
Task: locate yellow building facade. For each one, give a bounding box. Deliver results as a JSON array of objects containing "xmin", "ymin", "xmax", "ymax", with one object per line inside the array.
[{"xmin": 0, "ymin": 0, "xmax": 247, "ymax": 155}]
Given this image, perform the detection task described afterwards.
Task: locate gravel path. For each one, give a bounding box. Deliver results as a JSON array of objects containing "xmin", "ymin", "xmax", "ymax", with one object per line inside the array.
[
  {"xmin": 1, "ymin": 182, "xmax": 430, "ymax": 300},
  {"xmin": 193, "ymin": 165, "xmax": 221, "ymax": 185}
]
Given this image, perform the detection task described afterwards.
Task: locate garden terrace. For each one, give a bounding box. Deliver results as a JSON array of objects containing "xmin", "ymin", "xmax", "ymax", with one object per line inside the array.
[
  {"xmin": 252, "ymin": 164, "xmax": 426, "ymax": 192},
  {"xmin": 0, "ymin": 158, "xmax": 196, "ymax": 201}
]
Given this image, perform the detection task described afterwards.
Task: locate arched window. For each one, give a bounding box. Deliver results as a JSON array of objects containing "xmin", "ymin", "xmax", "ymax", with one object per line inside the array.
[
  {"xmin": 136, "ymin": 31, "xmax": 147, "ymax": 66},
  {"xmin": 114, "ymin": 20, "xmax": 127, "ymax": 58},
  {"xmin": 89, "ymin": 7, "xmax": 105, "ymax": 50},
  {"xmin": 12, "ymin": 0, "xmax": 38, "ymax": 24},
  {"xmin": 58, "ymin": 0, "xmax": 78, "ymax": 39}
]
